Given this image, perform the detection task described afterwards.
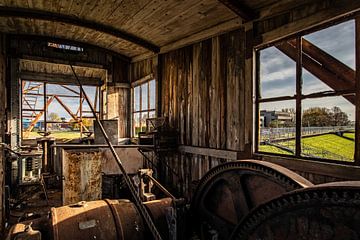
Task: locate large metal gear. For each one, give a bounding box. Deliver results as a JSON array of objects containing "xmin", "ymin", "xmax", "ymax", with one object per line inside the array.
[
  {"xmin": 191, "ymin": 160, "xmax": 313, "ymax": 239},
  {"xmin": 230, "ymin": 181, "xmax": 360, "ymax": 240}
]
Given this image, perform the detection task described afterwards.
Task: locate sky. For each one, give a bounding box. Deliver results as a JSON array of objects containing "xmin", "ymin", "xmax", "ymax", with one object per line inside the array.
[
  {"xmin": 259, "ymin": 20, "xmax": 356, "ymax": 121},
  {"xmin": 22, "ymin": 83, "xmax": 98, "ymax": 121}
]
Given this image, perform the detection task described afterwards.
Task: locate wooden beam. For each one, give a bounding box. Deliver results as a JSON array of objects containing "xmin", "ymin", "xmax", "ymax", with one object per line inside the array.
[
  {"xmin": 0, "ymin": 6, "xmax": 159, "ymax": 53},
  {"xmin": 257, "ymin": 0, "xmax": 360, "ymax": 47},
  {"xmin": 218, "ymin": 0, "xmax": 257, "ymax": 21},
  {"xmin": 293, "ymin": 38, "xmax": 355, "ymax": 85},
  {"xmin": 53, "ymin": 95, "xmax": 89, "ymax": 132},
  {"xmin": 276, "ymin": 42, "xmax": 356, "ymax": 104},
  {"xmin": 159, "ymin": 18, "xmax": 242, "ymax": 55},
  {"xmin": 20, "ymin": 71, "xmax": 102, "ymax": 86},
  {"xmin": 26, "ymin": 96, "xmax": 54, "ymax": 132},
  {"xmin": 60, "ymin": 85, "xmax": 80, "ymax": 95},
  {"xmin": 9, "ymin": 34, "xmax": 131, "ymax": 63},
  {"xmin": 257, "ymin": 154, "xmax": 360, "ymax": 180},
  {"xmin": 178, "ymin": 145, "xmax": 243, "ymax": 160}
]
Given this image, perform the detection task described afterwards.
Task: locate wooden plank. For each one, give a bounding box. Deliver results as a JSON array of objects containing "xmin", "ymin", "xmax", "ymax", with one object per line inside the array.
[
  {"xmin": 257, "ymin": 154, "xmax": 360, "ymax": 180},
  {"xmin": 0, "ymin": 6, "xmax": 159, "ymax": 53},
  {"xmin": 210, "ymin": 36, "xmax": 220, "ymax": 149},
  {"xmin": 178, "ymin": 145, "xmax": 243, "ymax": 160},
  {"xmin": 257, "ymin": 0, "xmax": 360, "ymax": 47},
  {"xmin": 218, "ymin": 0, "xmax": 257, "ymax": 21},
  {"xmin": 244, "ymin": 23, "xmax": 254, "ymax": 153},
  {"xmin": 295, "ymin": 37, "xmax": 302, "ymax": 156},
  {"xmin": 20, "ymin": 71, "xmax": 102, "ymax": 86},
  {"xmin": 160, "ymin": 17, "xmax": 242, "ymax": 54},
  {"xmin": 131, "ymin": 73, "xmax": 154, "ymax": 87},
  {"xmin": 192, "ymin": 43, "xmax": 200, "ymax": 146},
  {"xmin": 185, "ymin": 47, "xmax": 193, "ymax": 146}
]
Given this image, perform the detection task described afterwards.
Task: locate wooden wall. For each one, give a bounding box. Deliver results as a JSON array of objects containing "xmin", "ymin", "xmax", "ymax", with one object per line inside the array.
[
  {"xmin": 130, "ymin": 29, "xmax": 253, "ymax": 198},
  {"xmin": 107, "ymin": 57, "xmax": 130, "ymax": 138},
  {"xmin": 0, "ymin": 33, "xmax": 7, "ymax": 238}
]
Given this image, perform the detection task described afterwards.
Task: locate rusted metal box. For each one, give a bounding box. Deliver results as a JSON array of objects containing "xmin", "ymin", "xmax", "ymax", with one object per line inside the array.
[{"xmin": 62, "ymin": 149, "xmax": 102, "ymax": 205}]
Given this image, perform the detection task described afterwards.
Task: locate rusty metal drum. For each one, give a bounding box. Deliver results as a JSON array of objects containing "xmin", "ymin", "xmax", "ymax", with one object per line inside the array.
[{"xmin": 51, "ymin": 199, "xmax": 145, "ymax": 240}]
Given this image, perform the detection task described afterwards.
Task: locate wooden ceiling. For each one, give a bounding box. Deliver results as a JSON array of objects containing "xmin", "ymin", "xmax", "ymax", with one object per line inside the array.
[
  {"xmin": 20, "ymin": 59, "xmax": 107, "ymax": 82},
  {"xmin": 0, "ymin": 0, "xmax": 254, "ymax": 58}
]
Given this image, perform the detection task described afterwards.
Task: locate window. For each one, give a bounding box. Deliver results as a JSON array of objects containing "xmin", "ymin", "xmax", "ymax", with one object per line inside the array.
[
  {"xmin": 256, "ymin": 19, "xmax": 356, "ymax": 163},
  {"xmin": 48, "ymin": 42, "xmax": 84, "ymax": 52},
  {"xmin": 21, "ymin": 81, "xmax": 100, "ymax": 140},
  {"xmin": 132, "ymin": 79, "xmax": 156, "ymax": 137}
]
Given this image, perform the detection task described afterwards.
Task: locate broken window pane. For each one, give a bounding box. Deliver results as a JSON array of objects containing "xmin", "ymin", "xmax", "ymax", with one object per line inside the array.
[
  {"xmin": 259, "ymin": 44, "xmax": 296, "ymax": 99},
  {"xmin": 301, "ymin": 96, "xmax": 355, "ymax": 162},
  {"xmin": 258, "ymin": 100, "xmax": 296, "ymax": 155}
]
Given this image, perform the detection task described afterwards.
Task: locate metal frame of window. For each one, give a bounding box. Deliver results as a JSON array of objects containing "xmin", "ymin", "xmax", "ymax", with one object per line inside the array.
[
  {"xmin": 131, "ymin": 79, "xmax": 156, "ymax": 137},
  {"xmin": 255, "ymin": 15, "xmax": 360, "ymax": 165}
]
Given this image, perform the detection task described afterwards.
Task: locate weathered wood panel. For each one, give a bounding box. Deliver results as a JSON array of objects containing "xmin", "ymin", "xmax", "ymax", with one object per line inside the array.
[
  {"xmin": 254, "ymin": 0, "xmax": 360, "ymax": 47},
  {"xmin": 0, "ymin": 32, "xmax": 6, "ymax": 238},
  {"xmin": 106, "ymin": 87, "xmax": 130, "ymax": 138},
  {"xmin": 160, "ymin": 29, "xmax": 246, "ymax": 150},
  {"xmin": 150, "ymin": 28, "xmax": 249, "ymax": 199},
  {"xmin": 9, "ymin": 36, "xmax": 117, "ymax": 67}
]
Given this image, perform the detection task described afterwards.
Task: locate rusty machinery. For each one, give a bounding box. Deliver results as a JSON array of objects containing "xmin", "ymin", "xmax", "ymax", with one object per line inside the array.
[
  {"xmin": 6, "ymin": 159, "xmax": 360, "ymax": 240},
  {"xmin": 190, "ymin": 160, "xmax": 360, "ymax": 240}
]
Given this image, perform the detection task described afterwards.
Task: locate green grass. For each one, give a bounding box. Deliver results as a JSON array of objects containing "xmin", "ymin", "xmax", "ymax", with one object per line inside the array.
[
  {"xmin": 259, "ymin": 145, "xmax": 293, "ymax": 155},
  {"xmin": 23, "ymin": 131, "xmax": 82, "ymax": 139},
  {"xmin": 343, "ymin": 132, "xmax": 355, "ymax": 140},
  {"xmin": 260, "ymin": 134, "xmax": 354, "ymax": 162}
]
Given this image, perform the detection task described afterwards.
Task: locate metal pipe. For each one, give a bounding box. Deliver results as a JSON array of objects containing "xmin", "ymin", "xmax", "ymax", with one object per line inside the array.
[
  {"xmin": 69, "ymin": 65, "xmax": 163, "ymax": 240},
  {"xmin": 145, "ymin": 173, "xmax": 176, "ymax": 200}
]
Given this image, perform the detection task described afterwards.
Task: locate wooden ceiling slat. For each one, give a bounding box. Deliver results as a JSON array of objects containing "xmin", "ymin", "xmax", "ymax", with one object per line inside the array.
[{"xmin": 0, "ymin": 6, "xmax": 160, "ymax": 53}]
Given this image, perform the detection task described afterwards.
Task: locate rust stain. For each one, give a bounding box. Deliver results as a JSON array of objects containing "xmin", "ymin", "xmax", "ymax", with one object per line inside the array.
[{"xmin": 63, "ymin": 150, "xmax": 102, "ymax": 205}]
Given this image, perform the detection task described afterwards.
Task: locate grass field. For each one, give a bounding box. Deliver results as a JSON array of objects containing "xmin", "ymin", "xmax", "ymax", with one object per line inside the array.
[
  {"xmin": 23, "ymin": 131, "xmax": 82, "ymax": 139},
  {"xmin": 259, "ymin": 133, "xmax": 354, "ymax": 162},
  {"xmin": 343, "ymin": 132, "xmax": 355, "ymax": 140},
  {"xmin": 258, "ymin": 145, "xmax": 293, "ymax": 155}
]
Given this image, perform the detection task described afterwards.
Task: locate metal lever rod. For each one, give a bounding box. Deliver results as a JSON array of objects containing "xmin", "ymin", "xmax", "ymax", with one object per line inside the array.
[{"xmin": 69, "ymin": 65, "xmax": 163, "ymax": 240}]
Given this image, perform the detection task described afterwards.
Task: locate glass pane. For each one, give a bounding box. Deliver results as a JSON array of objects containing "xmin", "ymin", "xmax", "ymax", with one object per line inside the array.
[
  {"xmin": 134, "ymin": 86, "xmax": 140, "ymax": 111},
  {"xmin": 133, "ymin": 113, "xmax": 140, "ymax": 137},
  {"xmin": 141, "ymin": 112, "xmax": 148, "ymax": 132},
  {"xmin": 149, "ymin": 80, "xmax": 156, "ymax": 109},
  {"xmin": 141, "ymin": 83, "xmax": 148, "ymax": 111},
  {"xmin": 22, "ymin": 110, "xmax": 45, "ymax": 139},
  {"xmin": 301, "ymin": 96, "xmax": 355, "ymax": 162},
  {"xmin": 48, "ymin": 97, "xmax": 78, "ymax": 120},
  {"xmin": 149, "ymin": 110, "xmax": 156, "ymax": 119},
  {"xmin": 304, "ymin": 20, "xmax": 355, "ymax": 70},
  {"xmin": 46, "ymin": 84, "xmax": 79, "ymax": 97},
  {"xmin": 302, "ymin": 68, "xmax": 332, "ymax": 95},
  {"xmin": 259, "ymin": 100, "xmax": 296, "ymax": 155},
  {"xmin": 259, "ymin": 43, "xmax": 296, "ymax": 99}
]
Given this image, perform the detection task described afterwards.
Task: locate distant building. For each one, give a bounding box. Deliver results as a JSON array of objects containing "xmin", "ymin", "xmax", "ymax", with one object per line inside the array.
[{"xmin": 260, "ymin": 110, "xmax": 295, "ymax": 127}]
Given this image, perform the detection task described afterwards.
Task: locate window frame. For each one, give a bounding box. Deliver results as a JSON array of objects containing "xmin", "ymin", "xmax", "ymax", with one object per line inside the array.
[
  {"xmin": 131, "ymin": 78, "xmax": 156, "ymax": 137},
  {"xmin": 254, "ymin": 16, "xmax": 359, "ymax": 165}
]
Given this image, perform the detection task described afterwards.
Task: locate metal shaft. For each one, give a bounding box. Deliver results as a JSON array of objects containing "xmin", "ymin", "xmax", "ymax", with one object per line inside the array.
[{"xmin": 70, "ymin": 65, "xmax": 163, "ymax": 240}]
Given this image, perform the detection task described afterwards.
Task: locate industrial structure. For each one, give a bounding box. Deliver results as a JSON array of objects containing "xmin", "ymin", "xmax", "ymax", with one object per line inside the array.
[{"xmin": 0, "ymin": 0, "xmax": 359, "ymax": 239}]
